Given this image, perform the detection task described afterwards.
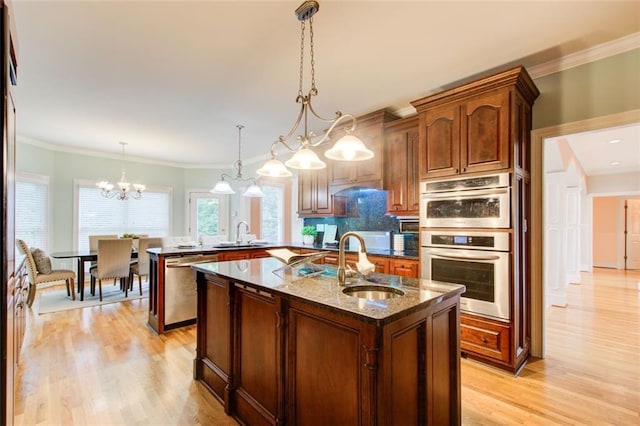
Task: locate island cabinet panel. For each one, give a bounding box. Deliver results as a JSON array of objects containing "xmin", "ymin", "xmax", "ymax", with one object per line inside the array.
[
  {"xmin": 286, "ymin": 302, "xmax": 369, "ymax": 426},
  {"xmin": 195, "ymin": 262, "xmax": 463, "ymax": 425},
  {"xmin": 380, "ymin": 298, "xmax": 460, "ymax": 426},
  {"xmin": 195, "ymin": 275, "xmax": 233, "ymax": 413},
  {"xmin": 232, "ymin": 285, "xmax": 283, "ymax": 426}
]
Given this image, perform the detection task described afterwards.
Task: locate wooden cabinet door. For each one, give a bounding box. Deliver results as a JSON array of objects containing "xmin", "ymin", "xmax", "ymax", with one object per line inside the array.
[
  {"xmin": 297, "ymin": 158, "xmax": 334, "ymax": 217},
  {"xmin": 420, "ymin": 103, "xmax": 460, "ymax": 179},
  {"xmin": 234, "ymin": 286, "xmax": 281, "ymax": 424},
  {"xmin": 287, "ymin": 301, "xmax": 375, "ymax": 426},
  {"xmin": 353, "ymin": 122, "xmax": 384, "ymax": 184},
  {"xmin": 297, "ymin": 169, "xmax": 315, "ymax": 216},
  {"xmin": 368, "ymin": 255, "xmax": 389, "ymax": 274},
  {"xmin": 460, "ymin": 89, "xmax": 511, "ymax": 174},
  {"xmin": 385, "ymin": 127, "xmax": 409, "ymax": 212},
  {"xmin": 385, "ymin": 117, "xmax": 419, "ymax": 215},
  {"xmin": 197, "ymin": 275, "xmax": 232, "ymax": 409}
]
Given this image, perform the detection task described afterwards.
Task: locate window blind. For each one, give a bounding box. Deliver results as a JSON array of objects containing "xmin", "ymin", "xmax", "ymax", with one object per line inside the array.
[
  {"xmin": 16, "ymin": 174, "xmax": 49, "ymax": 251},
  {"xmin": 77, "ymin": 186, "xmax": 170, "ymax": 251}
]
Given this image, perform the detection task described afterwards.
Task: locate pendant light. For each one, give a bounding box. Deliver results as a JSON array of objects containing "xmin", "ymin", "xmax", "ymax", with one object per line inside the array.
[
  {"xmin": 211, "ymin": 125, "xmax": 264, "ymax": 197},
  {"xmin": 256, "ymin": 1, "xmax": 372, "ymax": 177}
]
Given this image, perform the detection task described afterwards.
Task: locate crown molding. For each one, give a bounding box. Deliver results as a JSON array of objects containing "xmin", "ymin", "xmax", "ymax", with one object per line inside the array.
[
  {"xmin": 17, "ymin": 135, "xmax": 232, "ymax": 170},
  {"xmin": 528, "ymin": 32, "xmax": 640, "ymax": 79}
]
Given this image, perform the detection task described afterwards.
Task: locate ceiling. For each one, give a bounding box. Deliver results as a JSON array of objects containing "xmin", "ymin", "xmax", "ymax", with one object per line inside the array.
[{"xmin": 10, "ymin": 1, "xmax": 640, "ymax": 171}]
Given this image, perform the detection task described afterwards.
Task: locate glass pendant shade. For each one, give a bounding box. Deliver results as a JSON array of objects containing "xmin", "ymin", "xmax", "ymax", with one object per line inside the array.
[
  {"xmin": 210, "ymin": 179, "xmax": 235, "ymax": 194},
  {"xmin": 285, "ymin": 147, "xmax": 326, "ymax": 170},
  {"xmin": 256, "ymin": 158, "xmax": 293, "ymax": 177},
  {"xmin": 243, "ymin": 183, "xmax": 264, "ymax": 197},
  {"xmin": 325, "ymin": 134, "xmax": 374, "ymax": 161}
]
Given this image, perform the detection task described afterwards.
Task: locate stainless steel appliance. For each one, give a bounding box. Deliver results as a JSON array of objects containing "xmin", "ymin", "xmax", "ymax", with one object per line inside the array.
[
  {"xmin": 398, "ymin": 218, "xmax": 419, "ymax": 234},
  {"xmin": 419, "ymin": 173, "xmax": 510, "ymax": 228},
  {"xmin": 421, "ymin": 230, "xmax": 510, "ymax": 320},
  {"xmin": 164, "ymin": 254, "xmax": 218, "ymax": 327},
  {"xmin": 346, "ymin": 231, "xmax": 392, "ymax": 251}
]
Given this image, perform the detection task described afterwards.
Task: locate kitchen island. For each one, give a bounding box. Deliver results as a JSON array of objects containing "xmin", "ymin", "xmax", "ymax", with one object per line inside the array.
[
  {"xmin": 192, "ymin": 257, "xmax": 465, "ymax": 425},
  {"xmin": 147, "ymin": 243, "xmax": 419, "ymax": 334}
]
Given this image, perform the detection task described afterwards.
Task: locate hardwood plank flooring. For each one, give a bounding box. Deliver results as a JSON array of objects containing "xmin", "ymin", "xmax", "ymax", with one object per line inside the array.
[{"xmin": 13, "ymin": 268, "xmax": 640, "ymax": 425}]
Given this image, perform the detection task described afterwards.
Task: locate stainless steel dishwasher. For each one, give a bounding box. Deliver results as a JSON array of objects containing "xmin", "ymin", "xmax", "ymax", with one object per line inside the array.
[{"xmin": 164, "ymin": 254, "xmax": 218, "ymax": 328}]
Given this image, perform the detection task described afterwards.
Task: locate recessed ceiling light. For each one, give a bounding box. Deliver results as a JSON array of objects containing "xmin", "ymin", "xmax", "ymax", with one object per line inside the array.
[
  {"xmin": 608, "ymin": 139, "xmax": 622, "ymax": 144},
  {"xmin": 610, "ymin": 161, "xmax": 621, "ymax": 166}
]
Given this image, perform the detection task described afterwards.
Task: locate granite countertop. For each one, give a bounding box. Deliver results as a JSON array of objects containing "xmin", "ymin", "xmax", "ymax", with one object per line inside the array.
[
  {"xmin": 148, "ymin": 242, "xmax": 419, "ymax": 260},
  {"xmin": 192, "ymin": 257, "xmax": 464, "ymax": 324}
]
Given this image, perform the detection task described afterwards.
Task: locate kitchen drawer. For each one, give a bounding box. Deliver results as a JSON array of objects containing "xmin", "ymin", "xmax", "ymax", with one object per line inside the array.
[
  {"xmin": 460, "ymin": 313, "xmax": 510, "ymax": 363},
  {"xmin": 389, "ymin": 259, "xmax": 419, "ymax": 278},
  {"xmin": 322, "ymin": 253, "xmax": 357, "ymax": 268}
]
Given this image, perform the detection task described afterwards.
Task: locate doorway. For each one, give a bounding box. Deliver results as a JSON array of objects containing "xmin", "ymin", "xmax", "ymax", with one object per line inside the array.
[{"xmin": 531, "ymin": 109, "xmax": 640, "ymax": 358}]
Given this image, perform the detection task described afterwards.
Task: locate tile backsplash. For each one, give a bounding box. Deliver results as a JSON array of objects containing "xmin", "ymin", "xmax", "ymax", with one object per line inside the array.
[{"xmin": 303, "ymin": 189, "xmax": 418, "ymax": 251}]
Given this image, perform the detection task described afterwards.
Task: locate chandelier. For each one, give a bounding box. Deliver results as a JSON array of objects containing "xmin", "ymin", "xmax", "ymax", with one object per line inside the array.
[
  {"xmin": 96, "ymin": 141, "xmax": 145, "ymax": 200},
  {"xmin": 210, "ymin": 125, "xmax": 264, "ymax": 197},
  {"xmin": 256, "ymin": 1, "xmax": 373, "ymax": 178}
]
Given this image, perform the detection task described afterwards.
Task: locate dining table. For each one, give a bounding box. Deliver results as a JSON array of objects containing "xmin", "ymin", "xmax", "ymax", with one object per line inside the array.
[{"xmin": 51, "ymin": 249, "xmax": 138, "ymax": 301}]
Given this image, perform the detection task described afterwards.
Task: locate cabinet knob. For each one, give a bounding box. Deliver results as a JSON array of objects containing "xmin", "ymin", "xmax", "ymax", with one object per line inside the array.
[
  {"xmin": 481, "ymin": 337, "xmax": 488, "ymax": 343},
  {"xmin": 455, "ymin": 168, "xmax": 459, "ymax": 173}
]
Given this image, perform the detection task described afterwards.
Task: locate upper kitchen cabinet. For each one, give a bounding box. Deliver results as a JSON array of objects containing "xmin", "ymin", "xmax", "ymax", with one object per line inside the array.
[
  {"xmin": 330, "ymin": 109, "xmax": 399, "ymax": 193},
  {"xmin": 411, "ymin": 66, "xmax": 539, "ymax": 180},
  {"xmin": 297, "ymin": 149, "xmax": 346, "ymax": 217},
  {"xmin": 384, "ymin": 116, "xmax": 420, "ymax": 216}
]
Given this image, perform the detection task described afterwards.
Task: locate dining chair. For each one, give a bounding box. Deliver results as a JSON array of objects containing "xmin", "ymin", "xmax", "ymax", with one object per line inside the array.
[
  {"xmin": 88, "ymin": 234, "xmax": 118, "ymax": 251},
  {"xmin": 129, "ymin": 237, "xmax": 162, "ymax": 295},
  {"xmin": 90, "ymin": 238, "xmax": 134, "ymax": 301},
  {"xmin": 16, "ymin": 239, "xmax": 76, "ymax": 306}
]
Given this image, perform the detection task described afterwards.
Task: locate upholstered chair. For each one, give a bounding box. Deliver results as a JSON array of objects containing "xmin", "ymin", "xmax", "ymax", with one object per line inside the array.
[
  {"xmin": 129, "ymin": 237, "xmax": 162, "ymax": 294},
  {"xmin": 88, "ymin": 234, "xmax": 118, "ymax": 251},
  {"xmin": 89, "ymin": 238, "xmax": 133, "ymax": 301},
  {"xmin": 16, "ymin": 239, "xmax": 76, "ymax": 306}
]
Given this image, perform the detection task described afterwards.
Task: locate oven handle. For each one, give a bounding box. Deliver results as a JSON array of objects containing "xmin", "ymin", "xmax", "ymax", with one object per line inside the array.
[
  {"xmin": 421, "ymin": 187, "xmax": 509, "ymax": 199},
  {"xmin": 430, "ymin": 253, "xmax": 501, "ymax": 261}
]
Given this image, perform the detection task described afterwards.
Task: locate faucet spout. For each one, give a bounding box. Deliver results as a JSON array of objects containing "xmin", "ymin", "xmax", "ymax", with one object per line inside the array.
[
  {"xmin": 236, "ymin": 221, "xmax": 250, "ymax": 244},
  {"xmin": 337, "ymin": 231, "xmax": 374, "ymax": 286}
]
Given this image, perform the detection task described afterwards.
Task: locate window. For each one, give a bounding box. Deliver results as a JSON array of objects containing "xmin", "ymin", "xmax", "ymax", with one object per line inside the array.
[
  {"xmin": 75, "ymin": 180, "xmax": 172, "ymax": 251},
  {"xmin": 16, "ymin": 173, "xmax": 49, "ymax": 251},
  {"xmin": 188, "ymin": 192, "xmax": 229, "ymax": 240},
  {"xmin": 261, "ymin": 184, "xmax": 284, "ymax": 243}
]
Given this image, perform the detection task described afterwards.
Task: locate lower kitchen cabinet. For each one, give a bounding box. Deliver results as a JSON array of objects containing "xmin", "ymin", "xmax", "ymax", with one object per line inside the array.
[
  {"xmin": 460, "ymin": 313, "xmax": 511, "ymax": 365},
  {"xmin": 389, "ymin": 258, "xmax": 419, "ymax": 278},
  {"xmin": 218, "ymin": 249, "xmax": 268, "ymax": 261}
]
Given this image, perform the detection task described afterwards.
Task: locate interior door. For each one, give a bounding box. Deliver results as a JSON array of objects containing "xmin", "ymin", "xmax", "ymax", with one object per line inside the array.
[
  {"xmin": 188, "ymin": 192, "xmax": 229, "ymax": 241},
  {"xmin": 626, "ymin": 199, "xmax": 640, "ymax": 270}
]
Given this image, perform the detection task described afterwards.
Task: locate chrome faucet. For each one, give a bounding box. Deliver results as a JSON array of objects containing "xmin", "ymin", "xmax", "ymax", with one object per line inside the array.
[
  {"xmin": 337, "ymin": 231, "xmax": 375, "ymax": 286},
  {"xmin": 236, "ymin": 221, "xmax": 249, "ymax": 244}
]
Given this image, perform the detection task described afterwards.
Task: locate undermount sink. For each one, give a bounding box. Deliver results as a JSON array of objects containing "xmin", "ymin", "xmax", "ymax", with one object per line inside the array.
[{"xmin": 342, "ymin": 285, "xmax": 405, "ymax": 300}]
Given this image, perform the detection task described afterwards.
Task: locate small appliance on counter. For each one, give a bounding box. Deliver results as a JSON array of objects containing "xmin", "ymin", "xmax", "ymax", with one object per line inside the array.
[{"xmin": 346, "ymin": 231, "xmax": 392, "ymax": 251}]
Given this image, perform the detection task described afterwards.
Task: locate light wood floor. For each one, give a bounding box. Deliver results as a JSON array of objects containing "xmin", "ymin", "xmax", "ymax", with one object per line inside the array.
[{"xmin": 13, "ymin": 268, "xmax": 640, "ymax": 425}]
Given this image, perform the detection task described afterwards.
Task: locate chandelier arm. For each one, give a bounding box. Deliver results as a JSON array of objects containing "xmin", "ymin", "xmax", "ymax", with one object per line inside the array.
[
  {"xmin": 275, "ymin": 95, "xmax": 308, "ymax": 148},
  {"xmin": 305, "ymin": 111, "xmax": 358, "ymax": 148}
]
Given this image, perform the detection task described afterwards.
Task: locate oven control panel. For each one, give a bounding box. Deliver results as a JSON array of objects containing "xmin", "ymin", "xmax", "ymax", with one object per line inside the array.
[{"xmin": 422, "ymin": 230, "xmax": 510, "ymax": 252}]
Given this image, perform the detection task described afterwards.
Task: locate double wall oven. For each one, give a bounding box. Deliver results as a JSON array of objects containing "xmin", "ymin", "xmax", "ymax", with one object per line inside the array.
[{"xmin": 420, "ymin": 173, "xmax": 511, "ymax": 321}]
